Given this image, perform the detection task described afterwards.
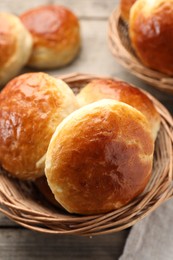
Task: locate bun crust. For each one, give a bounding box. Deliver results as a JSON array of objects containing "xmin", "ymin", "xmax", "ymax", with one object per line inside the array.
[
  {"xmin": 20, "ymin": 5, "xmax": 80, "ymax": 69},
  {"xmin": 0, "ymin": 13, "xmax": 32, "ymax": 86},
  {"xmin": 130, "ymin": 0, "xmax": 173, "ymax": 75},
  {"xmin": 45, "ymin": 100, "xmax": 154, "ymax": 215},
  {"xmin": 0, "ymin": 72, "xmax": 79, "ymax": 180},
  {"xmin": 35, "ymin": 176, "xmax": 62, "ymax": 207},
  {"xmin": 120, "ymin": 0, "xmax": 137, "ymax": 22},
  {"xmin": 77, "ymin": 79, "xmax": 160, "ymax": 141}
]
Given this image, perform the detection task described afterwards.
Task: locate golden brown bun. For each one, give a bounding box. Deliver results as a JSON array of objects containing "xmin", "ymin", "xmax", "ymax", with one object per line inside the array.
[
  {"xmin": 0, "ymin": 72, "xmax": 79, "ymax": 180},
  {"xmin": 77, "ymin": 79, "xmax": 160, "ymax": 141},
  {"xmin": 20, "ymin": 5, "xmax": 80, "ymax": 69},
  {"xmin": 35, "ymin": 176, "xmax": 62, "ymax": 207},
  {"xmin": 130, "ymin": 0, "xmax": 173, "ymax": 75},
  {"xmin": 0, "ymin": 13, "xmax": 32, "ymax": 86},
  {"xmin": 120, "ymin": 0, "xmax": 137, "ymax": 22},
  {"xmin": 45, "ymin": 99, "xmax": 154, "ymax": 215}
]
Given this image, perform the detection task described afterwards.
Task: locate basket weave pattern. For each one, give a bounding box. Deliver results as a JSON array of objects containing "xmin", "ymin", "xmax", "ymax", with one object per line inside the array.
[
  {"xmin": 108, "ymin": 8, "xmax": 173, "ymax": 94},
  {"xmin": 0, "ymin": 73, "xmax": 173, "ymax": 236}
]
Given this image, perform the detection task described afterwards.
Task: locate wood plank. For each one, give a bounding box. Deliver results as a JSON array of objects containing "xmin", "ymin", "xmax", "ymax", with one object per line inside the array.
[
  {"xmin": 0, "ymin": 213, "xmax": 18, "ymax": 227},
  {"xmin": 47, "ymin": 20, "xmax": 119, "ymax": 77},
  {"xmin": 0, "ymin": 0, "xmax": 117, "ymax": 18},
  {"xmin": 0, "ymin": 228, "xmax": 129, "ymax": 260}
]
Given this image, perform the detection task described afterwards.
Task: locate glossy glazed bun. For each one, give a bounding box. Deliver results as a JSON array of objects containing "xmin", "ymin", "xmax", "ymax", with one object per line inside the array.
[
  {"xmin": 0, "ymin": 72, "xmax": 79, "ymax": 180},
  {"xmin": 0, "ymin": 13, "xmax": 32, "ymax": 86},
  {"xmin": 77, "ymin": 79, "xmax": 160, "ymax": 141},
  {"xmin": 120, "ymin": 0, "xmax": 137, "ymax": 22},
  {"xmin": 45, "ymin": 99, "xmax": 154, "ymax": 215},
  {"xmin": 130, "ymin": 0, "xmax": 173, "ymax": 75},
  {"xmin": 20, "ymin": 5, "xmax": 80, "ymax": 69}
]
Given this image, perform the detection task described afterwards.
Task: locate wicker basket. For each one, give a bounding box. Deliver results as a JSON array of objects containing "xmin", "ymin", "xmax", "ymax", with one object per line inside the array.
[
  {"xmin": 0, "ymin": 73, "xmax": 173, "ymax": 236},
  {"xmin": 108, "ymin": 7, "xmax": 173, "ymax": 94}
]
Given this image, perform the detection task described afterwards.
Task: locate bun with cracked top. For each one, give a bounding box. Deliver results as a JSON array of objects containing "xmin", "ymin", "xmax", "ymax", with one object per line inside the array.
[
  {"xmin": 45, "ymin": 99, "xmax": 154, "ymax": 215},
  {"xmin": 0, "ymin": 72, "xmax": 79, "ymax": 180},
  {"xmin": 20, "ymin": 5, "xmax": 80, "ymax": 69},
  {"xmin": 0, "ymin": 12, "xmax": 32, "ymax": 86}
]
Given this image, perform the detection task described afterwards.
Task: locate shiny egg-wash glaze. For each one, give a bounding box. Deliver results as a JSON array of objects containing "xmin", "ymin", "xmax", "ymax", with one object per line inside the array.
[
  {"xmin": 77, "ymin": 79, "xmax": 160, "ymax": 141},
  {"xmin": 20, "ymin": 5, "xmax": 80, "ymax": 69},
  {"xmin": 0, "ymin": 72, "xmax": 79, "ymax": 180},
  {"xmin": 46, "ymin": 100, "xmax": 154, "ymax": 215},
  {"xmin": 0, "ymin": 15, "xmax": 16, "ymax": 67},
  {"xmin": 0, "ymin": 13, "xmax": 32, "ymax": 86},
  {"xmin": 120, "ymin": 0, "xmax": 137, "ymax": 22},
  {"xmin": 130, "ymin": 0, "xmax": 173, "ymax": 75}
]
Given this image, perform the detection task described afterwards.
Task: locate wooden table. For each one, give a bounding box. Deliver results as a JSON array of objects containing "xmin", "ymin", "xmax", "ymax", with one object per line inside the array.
[{"xmin": 0, "ymin": 1, "xmax": 172, "ymax": 259}]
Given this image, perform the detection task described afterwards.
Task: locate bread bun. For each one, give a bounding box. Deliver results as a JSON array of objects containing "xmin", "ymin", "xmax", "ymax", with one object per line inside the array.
[
  {"xmin": 45, "ymin": 99, "xmax": 154, "ymax": 215},
  {"xmin": 35, "ymin": 176, "xmax": 62, "ymax": 207},
  {"xmin": 77, "ymin": 79, "xmax": 160, "ymax": 141},
  {"xmin": 130, "ymin": 0, "xmax": 173, "ymax": 75},
  {"xmin": 20, "ymin": 5, "xmax": 80, "ymax": 69},
  {"xmin": 0, "ymin": 13, "xmax": 32, "ymax": 86},
  {"xmin": 120, "ymin": 0, "xmax": 137, "ymax": 22},
  {"xmin": 0, "ymin": 72, "xmax": 79, "ymax": 180}
]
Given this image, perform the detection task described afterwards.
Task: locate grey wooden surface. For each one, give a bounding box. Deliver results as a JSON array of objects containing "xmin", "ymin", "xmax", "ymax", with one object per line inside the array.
[{"xmin": 0, "ymin": 0, "xmax": 172, "ymax": 259}]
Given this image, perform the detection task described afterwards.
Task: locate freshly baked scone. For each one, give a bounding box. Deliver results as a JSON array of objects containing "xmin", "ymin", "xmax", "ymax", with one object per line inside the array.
[
  {"xmin": 0, "ymin": 72, "xmax": 79, "ymax": 180},
  {"xmin": 120, "ymin": 0, "xmax": 137, "ymax": 23},
  {"xmin": 130, "ymin": 0, "xmax": 173, "ymax": 75},
  {"xmin": 45, "ymin": 99, "xmax": 154, "ymax": 215},
  {"xmin": 20, "ymin": 5, "xmax": 80, "ymax": 69},
  {"xmin": 77, "ymin": 79, "xmax": 160, "ymax": 141},
  {"xmin": 0, "ymin": 13, "xmax": 32, "ymax": 86}
]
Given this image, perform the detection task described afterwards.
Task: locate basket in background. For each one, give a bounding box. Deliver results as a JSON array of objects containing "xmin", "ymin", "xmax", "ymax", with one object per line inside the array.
[{"xmin": 108, "ymin": 8, "xmax": 173, "ymax": 94}]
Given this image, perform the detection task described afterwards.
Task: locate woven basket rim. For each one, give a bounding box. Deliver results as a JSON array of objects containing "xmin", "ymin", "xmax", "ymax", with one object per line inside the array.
[
  {"xmin": 0, "ymin": 72, "xmax": 173, "ymax": 236},
  {"xmin": 108, "ymin": 7, "xmax": 173, "ymax": 94}
]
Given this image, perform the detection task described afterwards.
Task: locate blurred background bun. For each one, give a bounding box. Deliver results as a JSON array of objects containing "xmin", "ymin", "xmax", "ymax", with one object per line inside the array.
[
  {"xmin": 0, "ymin": 13, "xmax": 32, "ymax": 86},
  {"xmin": 45, "ymin": 99, "xmax": 154, "ymax": 215},
  {"xmin": 120, "ymin": 0, "xmax": 137, "ymax": 23},
  {"xmin": 0, "ymin": 72, "xmax": 79, "ymax": 180},
  {"xmin": 77, "ymin": 79, "xmax": 160, "ymax": 141},
  {"xmin": 20, "ymin": 5, "xmax": 80, "ymax": 69},
  {"xmin": 129, "ymin": 0, "xmax": 173, "ymax": 75}
]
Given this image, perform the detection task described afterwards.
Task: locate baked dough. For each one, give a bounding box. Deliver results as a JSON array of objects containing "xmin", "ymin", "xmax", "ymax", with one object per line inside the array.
[
  {"xmin": 0, "ymin": 72, "xmax": 79, "ymax": 180},
  {"xmin": 120, "ymin": 0, "xmax": 137, "ymax": 22},
  {"xmin": 45, "ymin": 99, "xmax": 154, "ymax": 215},
  {"xmin": 35, "ymin": 176, "xmax": 62, "ymax": 207},
  {"xmin": 0, "ymin": 13, "xmax": 32, "ymax": 86},
  {"xmin": 77, "ymin": 79, "xmax": 160, "ymax": 141},
  {"xmin": 20, "ymin": 5, "xmax": 80, "ymax": 69},
  {"xmin": 130, "ymin": 0, "xmax": 173, "ymax": 75}
]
